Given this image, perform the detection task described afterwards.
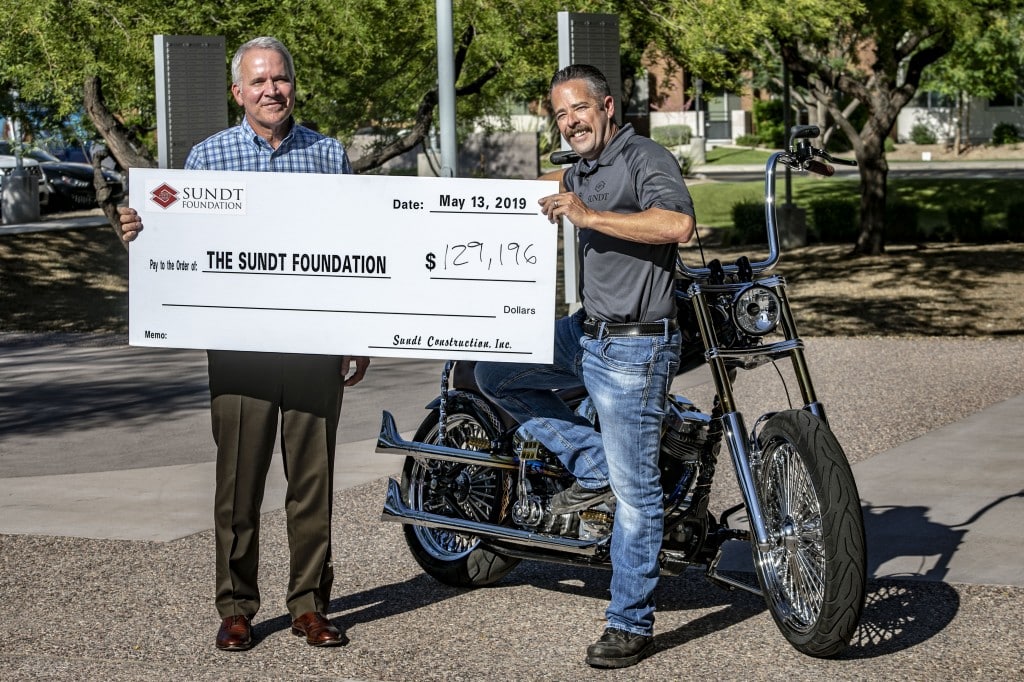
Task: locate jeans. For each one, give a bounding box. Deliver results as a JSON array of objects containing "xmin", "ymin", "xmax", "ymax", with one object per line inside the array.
[{"xmin": 475, "ymin": 309, "xmax": 681, "ymax": 636}]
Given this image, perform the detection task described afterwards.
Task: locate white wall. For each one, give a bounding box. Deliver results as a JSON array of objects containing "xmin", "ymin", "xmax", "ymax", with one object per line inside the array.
[{"xmin": 897, "ymin": 97, "xmax": 1024, "ymax": 143}]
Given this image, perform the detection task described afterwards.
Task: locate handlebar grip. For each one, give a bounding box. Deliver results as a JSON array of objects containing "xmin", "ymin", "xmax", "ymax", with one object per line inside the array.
[
  {"xmin": 804, "ymin": 160, "xmax": 835, "ymax": 177},
  {"xmin": 549, "ymin": 150, "xmax": 580, "ymax": 165}
]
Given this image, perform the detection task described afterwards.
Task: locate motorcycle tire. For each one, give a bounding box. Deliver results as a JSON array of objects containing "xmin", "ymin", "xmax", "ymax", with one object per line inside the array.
[
  {"xmin": 751, "ymin": 409, "xmax": 866, "ymax": 658},
  {"xmin": 400, "ymin": 399, "xmax": 520, "ymax": 587}
]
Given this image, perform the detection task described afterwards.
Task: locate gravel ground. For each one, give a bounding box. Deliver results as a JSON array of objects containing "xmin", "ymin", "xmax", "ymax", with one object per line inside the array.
[
  {"xmin": 3, "ymin": 214, "xmax": 1023, "ymax": 679},
  {"xmin": 1, "ymin": 335, "xmax": 1023, "ymax": 680}
]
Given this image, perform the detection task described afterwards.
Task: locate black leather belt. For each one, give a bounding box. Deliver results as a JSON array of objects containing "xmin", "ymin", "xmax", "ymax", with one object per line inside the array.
[{"xmin": 582, "ymin": 317, "xmax": 678, "ymax": 338}]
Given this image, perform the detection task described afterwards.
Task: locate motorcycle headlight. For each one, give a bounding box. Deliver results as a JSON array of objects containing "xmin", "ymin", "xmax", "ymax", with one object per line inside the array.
[{"xmin": 733, "ymin": 285, "xmax": 781, "ymax": 336}]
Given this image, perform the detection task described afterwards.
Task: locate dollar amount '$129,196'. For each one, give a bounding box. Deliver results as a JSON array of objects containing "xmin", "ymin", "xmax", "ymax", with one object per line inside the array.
[{"xmin": 424, "ymin": 242, "xmax": 537, "ymax": 272}]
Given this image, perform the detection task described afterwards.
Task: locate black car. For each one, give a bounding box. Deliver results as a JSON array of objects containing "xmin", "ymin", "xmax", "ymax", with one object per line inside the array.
[
  {"xmin": 28, "ymin": 148, "xmax": 125, "ymax": 212},
  {"xmin": 0, "ymin": 142, "xmax": 124, "ymax": 212}
]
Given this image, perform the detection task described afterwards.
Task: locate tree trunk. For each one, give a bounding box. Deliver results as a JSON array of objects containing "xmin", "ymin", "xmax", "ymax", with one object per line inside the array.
[
  {"xmin": 853, "ymin": 141, "xmax": 889, "ymax": 256},
  {"xmin": 83, "ymin": 76, "xmax": 156, "ymax": 171},
  {"xmin": 83, "ymin": 75, "xmax": 156, "ymax": 245}
]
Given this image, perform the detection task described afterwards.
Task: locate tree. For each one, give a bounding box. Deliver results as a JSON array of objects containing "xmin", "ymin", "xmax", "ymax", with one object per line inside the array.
[
  {"xmin": 920, "ymin": 13, "xmax": 1024, "ymax": 154},
  {"xmin": 0, "ymin": 0, "xmax": 571, "ymax": 237},
  {"xmin": 635, "ymin": 0, "xmax": 1024, "ymax": 255}
]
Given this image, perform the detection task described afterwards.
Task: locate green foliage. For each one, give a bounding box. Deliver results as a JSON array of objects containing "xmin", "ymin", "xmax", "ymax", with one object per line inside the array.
[
  {"xmin": 992, "ymin": 123, "xmax": 1021, "ymax": 146},
  {"xmin": 676, "ymin": 153, "xmax": 695, "ymax": 178},
  {"xmin": 734, "ymin": 134, "xmax": 761, "ymax": 147},
  {"xmin": 810, "ymin": 199, "xmax": 858, "ymax": 243},
  {"xmin": 752, "ymin": 99, "xmax": 785, "ymax": 149},
  {"xmin": 885, "ymin": 202, "xmax": 921, "ymax": 243},
  {"xmin": 1006, "ymin": 201, "xmax": 1024, "ymax": 241},
  {"xmin": 730, "ymin": 200, "xmax": 766, "ymax": 244},
  {"xmin": 945, "ymin": 200, "xmax": 986, "ymax": 242},
  {"xmin": 910, "ymin": 123, "xmax": 938, "ymax": 145},
  {"xmin": 921, "ymin": 12, "xmax": 1024, "ymax": 104},
  {"xmin": 0, "ymin": 0, "xmax": 565, "ymax": 148},
  {"xmin": 651, "ymin": 125, "xmax": 692, "ymax": 147}
]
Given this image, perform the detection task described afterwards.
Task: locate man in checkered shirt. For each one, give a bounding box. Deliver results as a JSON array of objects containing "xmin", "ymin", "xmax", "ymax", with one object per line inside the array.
[{"xmin": 119, "ymin": 36, "xmax": 368, "ymax": 653}]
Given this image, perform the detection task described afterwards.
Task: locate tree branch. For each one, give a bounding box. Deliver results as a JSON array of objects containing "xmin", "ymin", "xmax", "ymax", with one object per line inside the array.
[
  {"xmin": 351, "ymin": 24, "xmax": 502, "ymax": 173},
  {"xmin": 82, "ymin": 76, "xmax": 155, "ymax": 171}
]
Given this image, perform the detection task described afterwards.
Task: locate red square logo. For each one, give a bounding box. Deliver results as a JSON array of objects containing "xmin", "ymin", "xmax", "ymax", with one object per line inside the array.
[{"xmin": 150, "ymin": 183, "xmax": 179, "ymax": 209}]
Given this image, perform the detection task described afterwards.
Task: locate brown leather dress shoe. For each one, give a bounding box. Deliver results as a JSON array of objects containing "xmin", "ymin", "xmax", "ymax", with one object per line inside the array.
[
  {"xmin": 216, "ymin": 614, "xmax": 253, "ymax": 651},
  {"xmin": 291, "ymin": 611, "xmax": 346, "ymax": 647}
]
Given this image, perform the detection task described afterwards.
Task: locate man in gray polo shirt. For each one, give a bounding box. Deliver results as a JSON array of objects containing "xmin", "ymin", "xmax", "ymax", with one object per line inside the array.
[{"xmin": 475, "ymin": 64, "xmax": 695, "ymax": 668}]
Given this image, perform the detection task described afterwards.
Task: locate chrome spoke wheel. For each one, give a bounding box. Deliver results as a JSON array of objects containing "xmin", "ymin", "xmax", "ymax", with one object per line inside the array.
[
  {"xmin": 756, "ymin": 440, "xmax": 826, "ymax": 633},
  {"xmin": 750, "ymin": 410, "xmax": 866, "ymax": 658},
  {"xmin": 400, "ymin": 400, "xmax": 520, "ymax": 587}
]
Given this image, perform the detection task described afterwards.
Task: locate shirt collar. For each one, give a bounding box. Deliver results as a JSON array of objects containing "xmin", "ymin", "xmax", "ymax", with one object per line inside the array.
[
  {"xmin": 239, "ymin": 116, "xmax": 297, "ymax": 151},
  {"xmin": 576, "ymin": 123, "xmax": 635, "ymax": 175}
]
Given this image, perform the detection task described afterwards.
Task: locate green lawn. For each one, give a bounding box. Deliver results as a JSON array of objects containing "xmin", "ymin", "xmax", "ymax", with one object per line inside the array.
[
  {"xmin": 689, "ymin": 176, "xmax": 1020, "ymax": 237},
  {"xmin": 702, "ymin": 146, "xmax": 774, "ymax": 166}
]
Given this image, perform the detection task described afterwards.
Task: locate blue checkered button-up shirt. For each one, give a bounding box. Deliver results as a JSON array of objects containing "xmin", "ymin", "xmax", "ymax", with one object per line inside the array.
[{"xmin": 185, "ymin": 117, "xmax": 352, "ymax": 175}]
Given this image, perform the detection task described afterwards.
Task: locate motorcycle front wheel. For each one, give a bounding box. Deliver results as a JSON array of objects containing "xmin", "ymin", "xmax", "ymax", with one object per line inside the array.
[
  {"xmin": 751, "ymin": 409, "xmax": 866, "ymax": 658},
  {"xmin": 400, "ymin": 402, "xmax": 520, "ymax": 587}
]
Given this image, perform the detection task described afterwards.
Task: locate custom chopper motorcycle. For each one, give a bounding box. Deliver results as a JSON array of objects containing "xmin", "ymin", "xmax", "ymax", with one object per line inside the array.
[{"xmin": 375, "ymin": 125, "xmax": 866, "ymax": 657}]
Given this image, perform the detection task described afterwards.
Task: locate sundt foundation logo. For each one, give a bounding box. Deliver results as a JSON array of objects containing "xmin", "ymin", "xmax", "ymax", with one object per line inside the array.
[{"xmin": 150, "ymin": 183, "xmax": 179, "ymax": 209}]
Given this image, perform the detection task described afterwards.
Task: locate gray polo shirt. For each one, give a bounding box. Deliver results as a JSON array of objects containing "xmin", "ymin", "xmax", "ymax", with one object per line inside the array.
[{"xmin": 563, "ymin": 124, "xmax": 695, "ymax": 323}]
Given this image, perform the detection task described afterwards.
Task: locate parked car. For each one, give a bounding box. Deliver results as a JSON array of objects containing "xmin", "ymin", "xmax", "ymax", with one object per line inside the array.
[{"xmin": 0, "ymin": 142, "xmax": 123, "ymax": 212}]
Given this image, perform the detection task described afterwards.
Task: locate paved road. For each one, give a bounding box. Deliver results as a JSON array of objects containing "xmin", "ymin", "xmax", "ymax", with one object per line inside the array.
[{"xmin": 1, "ymin": 333, "xmax": 1022, "ymax": 680}]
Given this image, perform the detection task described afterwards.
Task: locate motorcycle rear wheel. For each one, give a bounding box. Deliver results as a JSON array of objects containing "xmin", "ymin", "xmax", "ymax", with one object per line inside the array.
[
  {"xmin": 400, "ymin": 404, "xmax": 520, "ymax": 587},
  {"xmin": 752, "ymin": 409, "xmax": 866, "ymax": 657}
]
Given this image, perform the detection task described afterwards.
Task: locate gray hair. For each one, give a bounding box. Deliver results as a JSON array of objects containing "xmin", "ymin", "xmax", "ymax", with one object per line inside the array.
[
  {"xmin": 550, "ymin": 64, "xmax": 612, "ymax": 101},
  {"xmin": 230, "ymin": 36, "xmax": 296, "ymax": 85}
]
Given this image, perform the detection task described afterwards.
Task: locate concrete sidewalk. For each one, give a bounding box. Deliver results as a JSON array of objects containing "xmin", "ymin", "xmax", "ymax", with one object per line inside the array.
[
  {"xmin": 0, "ymin": 212, "xmax": 110, "ymax": 235},
  {"xmin": 2, "ymin": 395, "xmax": 1021, "ymax": 587}
]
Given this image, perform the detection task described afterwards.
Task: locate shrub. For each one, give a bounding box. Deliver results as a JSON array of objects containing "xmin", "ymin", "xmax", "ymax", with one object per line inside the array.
[
  {"xmin": 991, "ymin": 122, "xmax": 1021, "ymax": 146},
  {"xmin": 731, "ymin": 200, "xmax": 767, "ymax": 244},
  {"xmin": 651, "ymin": 125, "xmax": 692, "ymax": 147},
  {"xmin": 734, "ymin": 133, "xmax": 761, "ymax": 147},
  {"xmin": 811, "ymin": 199, "xmax": 858, "ymax": 243},
  {"xmin": 886, "ymin": 202, "xmax": 922, "ymax": 243},
  {"xmin": 752, "ymin": 99, "xmax": 786, "ymax": 149},
  {"xmin": 910, "ymin": 123, "xmax": 938, "ymax": 145},
  {"xmin": 945, "ymin": 200, "xmax": 986, "ymax": 242},
  {"xmin": 1006, "ymin": 201, "xmax": 1024, "ymax": 241},
  {"xmin": 676, "ymin": 152, "xmax": 695, "ymax": 177}
]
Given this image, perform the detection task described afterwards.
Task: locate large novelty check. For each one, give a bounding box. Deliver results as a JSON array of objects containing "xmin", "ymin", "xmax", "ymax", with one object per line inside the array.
[{"xmin": 128, "ymin": 169, "xmax": 558, "ymax": 362}]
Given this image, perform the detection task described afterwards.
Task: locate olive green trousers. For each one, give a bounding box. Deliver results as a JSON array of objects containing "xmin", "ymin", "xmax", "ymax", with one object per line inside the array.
[{"xmin": 207, "ymin": 350, "xmax": 344, "ymax": 620}]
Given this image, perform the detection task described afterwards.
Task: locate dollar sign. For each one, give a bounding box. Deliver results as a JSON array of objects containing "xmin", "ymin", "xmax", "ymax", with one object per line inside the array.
[{"xmin": 425, "ymin": 252, "xmax": 436, "ymax": 271}]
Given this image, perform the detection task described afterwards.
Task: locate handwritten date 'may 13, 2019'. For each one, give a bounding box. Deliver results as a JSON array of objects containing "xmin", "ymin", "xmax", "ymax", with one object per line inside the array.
[{"xmin": 392, "ymin": 194, "xmax": 531, "ymax": 213}]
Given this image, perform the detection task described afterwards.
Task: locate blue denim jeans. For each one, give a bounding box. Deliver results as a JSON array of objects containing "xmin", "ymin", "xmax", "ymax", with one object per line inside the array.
[{"xmin": 475, "ymin": 309, "xmax": 681, "ymax": 636}]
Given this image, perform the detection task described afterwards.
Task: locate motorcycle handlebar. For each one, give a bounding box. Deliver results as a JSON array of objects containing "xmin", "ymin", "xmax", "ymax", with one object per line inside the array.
[
  {"xmin": 804, "ymin": 159, "xmax": 835, "ymax": 177},
  {"xmin": 549, "ymin": 150, "xmax": 580, "ymax": 165},
  {"xmin": 678, "ymin": 137, "xmax": 856, "ymax": 281}
]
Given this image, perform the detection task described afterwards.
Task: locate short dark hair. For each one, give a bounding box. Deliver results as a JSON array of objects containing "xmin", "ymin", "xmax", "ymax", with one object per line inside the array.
[{"xmin": 550, "ymin": 64, "xmax": 612, "ymax": 101}]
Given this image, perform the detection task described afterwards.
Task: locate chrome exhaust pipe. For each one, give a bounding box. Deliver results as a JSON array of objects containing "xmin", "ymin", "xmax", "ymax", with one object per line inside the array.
[
  {"xmin": 375, "ymin": 411, "xmax": 518, "ymax": 470},
  {"xmin": 381, "ymin": 478, "xmax": 601, "ymax": 557}
]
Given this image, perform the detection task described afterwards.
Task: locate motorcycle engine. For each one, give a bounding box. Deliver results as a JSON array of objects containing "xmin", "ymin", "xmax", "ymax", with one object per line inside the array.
[{"xmin": 659, "ymin": 399, "xmax": 709, "ymax": 493}]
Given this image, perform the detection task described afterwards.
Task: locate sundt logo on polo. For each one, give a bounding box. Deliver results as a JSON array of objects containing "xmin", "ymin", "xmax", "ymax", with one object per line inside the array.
[{"xmin": 150, "ymin": 183, "xmax": 179, "ymax": 209}]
